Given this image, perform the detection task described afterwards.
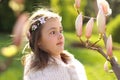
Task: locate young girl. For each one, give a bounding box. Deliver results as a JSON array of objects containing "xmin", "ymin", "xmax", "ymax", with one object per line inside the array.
[{"xmin": 23, "ymin": 9, "xmax": 87, "ymax": 80}]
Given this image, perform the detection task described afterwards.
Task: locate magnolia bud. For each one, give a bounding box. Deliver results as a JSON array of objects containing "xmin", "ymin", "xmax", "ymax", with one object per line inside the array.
[
  {"xmin": 97, "ymin": 8, "xmax": 106, "ymax": 34},
  {"xmin": 85, "ymin": 18, "xmax": 94, "ymax": 39},
  {"xmin": 104, "ymin": 61, "xmax": 109, "ymax": 72},
  {"xmin": 75, "ymin": 13, "xmax": 83, "ymax": 37},
  {"xmin": 106, "ymin": 35, "xmax": 113, "ymax": 58}
]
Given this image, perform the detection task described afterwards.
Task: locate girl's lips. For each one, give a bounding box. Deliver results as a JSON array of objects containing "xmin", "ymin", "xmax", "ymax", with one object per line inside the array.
[{"xmin": 56, "ymin": 42, "xmax": 64, "ymax": 46}]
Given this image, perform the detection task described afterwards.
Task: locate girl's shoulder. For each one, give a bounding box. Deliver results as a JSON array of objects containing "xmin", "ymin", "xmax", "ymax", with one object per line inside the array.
[
  {"xmin": 62, "ymin": 50, "xmax": 84, "ymax": 67},
  {"xmin": 22, "ymin": 52, "xmax": 34, "ymax": 66},
  {"xmin": 61, "ymin": 50, "xmax": 74, "ymax": 60},
  {"xmin": 23, "ymin": 52, "xmax": 37, "ymax": 75}
]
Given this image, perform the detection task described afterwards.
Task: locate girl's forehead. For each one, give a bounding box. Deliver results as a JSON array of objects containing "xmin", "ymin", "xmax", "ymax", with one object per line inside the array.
[
  {"xmin": 43, "ymin": 18, "xmax": 62, "ymax": 27},
  {"xmin": 41, "ymin": 18, "xmax": 62, "ymax": 31}
]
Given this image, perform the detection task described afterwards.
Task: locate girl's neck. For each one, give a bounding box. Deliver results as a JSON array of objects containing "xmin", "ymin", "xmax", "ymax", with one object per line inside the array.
[{"xmin": 52, "ymin": 54, "xmax": 62, "ymax": 60}]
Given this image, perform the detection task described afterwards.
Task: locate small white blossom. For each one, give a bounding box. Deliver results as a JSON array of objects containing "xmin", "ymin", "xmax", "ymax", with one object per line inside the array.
[
  {"xmin": 31, "ymin": 17, "xmax": 46, "ymax": 31},
  {"xmin": 32, "ymin": 25, "xmax": 37, "ymax": 31},
  {"xmin": 39, "ymin": 17, "xmax": 46, "ymax": 24}
]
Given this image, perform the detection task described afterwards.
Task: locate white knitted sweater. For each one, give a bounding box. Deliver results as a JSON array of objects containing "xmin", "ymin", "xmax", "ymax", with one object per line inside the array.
[{"xmin": 23, "ymin": 51, "xmax": 87, "ymax": 80}]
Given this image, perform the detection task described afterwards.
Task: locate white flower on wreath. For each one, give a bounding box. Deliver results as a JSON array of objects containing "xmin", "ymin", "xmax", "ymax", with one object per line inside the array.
[
  {"xmin": 31, "ymin": 17, "xmax": 46, "ymax": 31},
  {"xmin": 38, "ymin": 17, "xmax": 46, "ymax": 24}
]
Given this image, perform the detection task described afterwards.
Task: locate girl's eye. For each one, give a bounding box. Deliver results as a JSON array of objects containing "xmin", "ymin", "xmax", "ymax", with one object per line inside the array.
[
  {"xmin": 60, "ymin": 30, "xmax": 63, "ymax": 33},
  {"xmin": 50, "ymin": 31, "xmax": 56, "ymax": 35}
]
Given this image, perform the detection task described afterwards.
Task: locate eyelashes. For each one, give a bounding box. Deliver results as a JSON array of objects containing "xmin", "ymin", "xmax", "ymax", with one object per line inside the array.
[
  {"xmin": 60, "ymin": 29, "xmax": 63, "ymax": 33},
  {"xmin": 50, "ymin": 30, "xmax": 63, "ymax": 35}
]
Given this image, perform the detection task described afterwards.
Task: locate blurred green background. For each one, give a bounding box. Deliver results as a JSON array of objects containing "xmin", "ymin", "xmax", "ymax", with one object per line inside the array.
[{"xmin": 0, "ymin": 0, "xmax": 120, "ymax": 80}]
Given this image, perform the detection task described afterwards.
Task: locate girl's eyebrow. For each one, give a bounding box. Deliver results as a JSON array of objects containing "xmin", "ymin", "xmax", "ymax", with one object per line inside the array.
[{"xmin": 47, "ymin": 26, "xmax": 63, "ymax": 31}]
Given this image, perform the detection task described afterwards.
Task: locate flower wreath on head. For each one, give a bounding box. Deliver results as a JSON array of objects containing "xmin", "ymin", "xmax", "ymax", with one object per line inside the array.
[
  {"xmin": 31, "ymin": 17, "xmax": 46, "ymax": 31},
  {"xmin": 22, "ymin": 16, "xmax": 47, "ymax": 54}
]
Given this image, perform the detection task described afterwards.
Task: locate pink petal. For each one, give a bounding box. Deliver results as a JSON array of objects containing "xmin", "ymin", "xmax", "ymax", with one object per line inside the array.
[
  {"xmin": 97, "ymin": 0, "xmax": 112, "ymax": 16},
  {"xmin": 97, "ymin": 8, "xmax": 106, "ymax": 34},
  {"xmin": 106, "ymin": 35, "xmax": 113, "ymax": 57},
  {"xmin": 74, "ymin": 0, "xmax": 81, "ymax": 9},
  {"xmin": 12, "ymin": 13, "xmax": 29, "ymax": 46},
  {"xmin": 85, "ymin": 18, "xmax": 94, "ymax": 39},
  {"xmin": 75, "ymin": 13, "xmax": 83, "ymax": 37}
]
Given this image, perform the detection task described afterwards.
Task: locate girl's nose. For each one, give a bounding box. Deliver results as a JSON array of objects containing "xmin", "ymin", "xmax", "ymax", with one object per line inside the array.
[{"xmin": 58, "ymin": 33, "xmax": 63, "ymax": 40}]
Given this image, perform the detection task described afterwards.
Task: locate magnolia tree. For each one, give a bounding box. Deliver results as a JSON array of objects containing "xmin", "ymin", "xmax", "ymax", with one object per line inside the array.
[
  {"xmin": 0, "ymin": 13, "xmax": 29, "ymax": 72},
  {"xmin": 74, "ymin": 0, "xmax": 120, "ymax": 79}
]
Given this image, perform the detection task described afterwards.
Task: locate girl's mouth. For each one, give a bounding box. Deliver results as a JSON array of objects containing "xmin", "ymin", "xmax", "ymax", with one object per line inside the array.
[{"xmin": 56, "ymin": 42, "xmax": 63, "ymax": 46}]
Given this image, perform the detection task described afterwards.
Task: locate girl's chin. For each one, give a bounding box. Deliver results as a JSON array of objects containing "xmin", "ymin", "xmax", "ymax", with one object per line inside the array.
[
  {"xmin": 54, "ymin": 49, "xmax": 64, "ymax": 54},
  {"xmin": 59, "ymin": 47, "xmax": 64, "ymax": 51},
  {"xmin": 58, "ymin": 49, "xmax": 64, "ymax": 53}
]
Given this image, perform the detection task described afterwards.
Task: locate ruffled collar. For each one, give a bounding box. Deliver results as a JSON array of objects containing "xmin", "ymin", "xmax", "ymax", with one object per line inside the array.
[{"xmin": 48, "ymin": 50, "xmax": 74, "ymax": 65}]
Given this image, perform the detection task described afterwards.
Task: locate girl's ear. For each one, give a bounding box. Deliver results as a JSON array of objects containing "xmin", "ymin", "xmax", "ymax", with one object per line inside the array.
[
  {"xmin": 38, "ymin": 41, "xmax": 41, "ymax": 47},
  {"xmin": 38, "ymin": 42, "xmax": 40, "ymax": 46},
  {"xmin": 38, "ymin": 42, "xmax": 43, "ymax": 49}
]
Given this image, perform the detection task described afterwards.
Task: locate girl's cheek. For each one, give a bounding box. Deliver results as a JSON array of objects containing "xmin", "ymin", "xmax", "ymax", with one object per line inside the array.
[{"xmin": 47, "ymin": 35, "xmax": 56, "ymax": 41}]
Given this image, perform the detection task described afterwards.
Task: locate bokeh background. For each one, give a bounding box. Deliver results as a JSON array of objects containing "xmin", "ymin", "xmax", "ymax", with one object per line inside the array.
[{"xmin": 0, "ymin": 0, "xmax": 120, "ymax": 80}]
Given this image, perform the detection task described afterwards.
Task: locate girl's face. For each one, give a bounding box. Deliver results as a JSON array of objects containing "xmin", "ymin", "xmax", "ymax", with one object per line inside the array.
[{"xmin": 38, "ymin": 18, "xmax": 64, "ymax": 57}]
